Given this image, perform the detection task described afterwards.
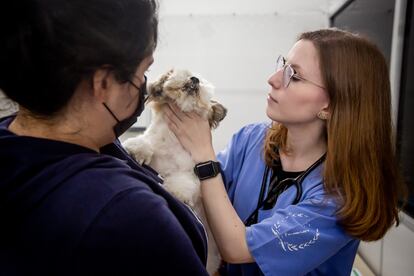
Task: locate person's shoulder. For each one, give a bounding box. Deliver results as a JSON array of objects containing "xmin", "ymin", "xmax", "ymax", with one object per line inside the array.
[
  {"xmin": 238, "ymin": 122, "xmax": 270, "ymax": 136},
  {"xmin": 70, "ymin": 173, "xmax": 178, "ymax": 249},
  {"xmin": 73, "ymin": 186, "xmax": 208, "ymax": 275},
  {"xmin": 89, "ymin": 185, "xmax": 172, "ymax": 227},
  {"xmin": 232, "ymin": 122, "xmax": 270, "ymax": 144},
  {"xmin": 300, "ymin": 163, "xmax": 342, "ymax": 211},
  {"xmin": 46, "ymin": 150, "xmax": 176, "ymax": 227},
  {"xmin": 53, "ymin": 152, "xmax": 163, "ymax": 218},
  {"xmin": 301, "ymin": 162, "xmax": 326, "ymax": 196},
  {"xmin": 64, "ymin": 152, "xmax": 154, "ymax": 190}
]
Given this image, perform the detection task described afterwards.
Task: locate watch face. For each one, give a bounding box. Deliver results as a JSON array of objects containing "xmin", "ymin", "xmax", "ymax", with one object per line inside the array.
[
  {"xmin": 194, "ymin": 161, "xmax": 220, "ymax": 180},
  {"xmin": 197, "ymin": 163, "xmax": 215, "ymax": 177}
]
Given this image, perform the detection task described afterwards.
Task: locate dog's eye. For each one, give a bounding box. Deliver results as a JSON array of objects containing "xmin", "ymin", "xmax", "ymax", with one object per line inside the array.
[{"xmin": 154, "ymin": 89, "xmax": 162, "ymax": 96}]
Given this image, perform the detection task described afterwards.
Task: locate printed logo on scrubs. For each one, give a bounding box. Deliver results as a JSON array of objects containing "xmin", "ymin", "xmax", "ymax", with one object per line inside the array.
[{"xmin": 271, "ymin": 213, "xmax": 320, "ymax": 252}]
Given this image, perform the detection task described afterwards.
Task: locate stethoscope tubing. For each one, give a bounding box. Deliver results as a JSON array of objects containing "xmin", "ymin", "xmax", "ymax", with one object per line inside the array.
[{"xmin": 244, "ymin": 153, "xmax": 326, "ymax": 226}]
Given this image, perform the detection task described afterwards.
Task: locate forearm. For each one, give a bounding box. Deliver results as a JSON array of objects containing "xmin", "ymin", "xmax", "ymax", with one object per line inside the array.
[
  {"xmin": 201, "ymin": 174, "xmax": 253, "ymax": 263},
  {"xmin": 161, "ymin": 105, "xmax": 253, "ymax": 263},
  {"xmin": 197, "ymin": 154, "xmax": 253, "ymax": 264}
]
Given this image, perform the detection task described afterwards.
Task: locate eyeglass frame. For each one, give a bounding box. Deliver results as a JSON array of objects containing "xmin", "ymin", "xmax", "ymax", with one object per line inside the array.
[{"xmin": 276, "ymin": 55, "xmax": 325, "ymax": 89}]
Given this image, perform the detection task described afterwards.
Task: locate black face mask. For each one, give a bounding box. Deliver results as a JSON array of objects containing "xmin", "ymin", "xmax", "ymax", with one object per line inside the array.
[{"xmin": 103, "ymin": 76, "xmax": 148, "ymax": 138}]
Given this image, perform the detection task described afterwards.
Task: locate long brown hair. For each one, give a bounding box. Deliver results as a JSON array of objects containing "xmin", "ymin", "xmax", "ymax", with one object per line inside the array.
[{"xmin": 264, "ymin": 28, "xmax": 406, "ymax": 241}]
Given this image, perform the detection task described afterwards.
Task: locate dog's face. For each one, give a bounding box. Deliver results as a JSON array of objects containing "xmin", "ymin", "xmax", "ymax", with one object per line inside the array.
[{"xmin": 148, "ymin": 69, "xmax": 227, "ymax": 128}]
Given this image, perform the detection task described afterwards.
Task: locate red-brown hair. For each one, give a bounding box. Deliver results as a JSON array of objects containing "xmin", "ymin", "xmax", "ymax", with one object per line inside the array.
[{"xmin": 264, "ymin": 28, "xmax": 406, "ymax": 241}]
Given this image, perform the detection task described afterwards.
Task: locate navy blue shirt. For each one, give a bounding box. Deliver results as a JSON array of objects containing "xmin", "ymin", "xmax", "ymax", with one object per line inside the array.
[{"xmin": 0, "ymin": 116, "xmax": 208, "ymax": 275}]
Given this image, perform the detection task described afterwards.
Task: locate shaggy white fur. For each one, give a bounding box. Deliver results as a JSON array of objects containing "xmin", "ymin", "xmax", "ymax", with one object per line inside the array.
[{"xmin": 123, "ymin": 69, "xmax": 227, "ymax": 275}]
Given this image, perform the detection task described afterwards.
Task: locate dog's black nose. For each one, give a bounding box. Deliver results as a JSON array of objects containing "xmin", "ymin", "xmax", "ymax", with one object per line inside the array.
[
  {"xmin": 190, "ymin": 76, "xmax": 199, "ymax": 85},
  {"xmin": 184, "ymin": 76, "xmax": 200, "ymax": 94}
]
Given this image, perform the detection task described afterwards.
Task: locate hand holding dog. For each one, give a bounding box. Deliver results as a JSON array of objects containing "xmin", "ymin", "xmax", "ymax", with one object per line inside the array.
[{"xmin": 163, "ymin": 104, "xmax": 216, "ymax": 164}]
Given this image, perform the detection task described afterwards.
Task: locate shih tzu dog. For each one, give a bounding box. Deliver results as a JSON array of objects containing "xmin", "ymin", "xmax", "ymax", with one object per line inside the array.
[{"xmin": 122, "ymin": 69, "xmax": 227, "ymax": 274}]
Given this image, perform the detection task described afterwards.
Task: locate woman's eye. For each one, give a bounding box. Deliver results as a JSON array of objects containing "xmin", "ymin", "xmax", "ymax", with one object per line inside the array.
[{"xmin": 292, "ymin": 74, "xmax": 301, "ymax": 81}]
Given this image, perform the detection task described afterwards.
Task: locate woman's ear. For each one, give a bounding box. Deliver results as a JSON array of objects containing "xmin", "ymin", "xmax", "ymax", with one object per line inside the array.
[
  {"xmin": 316, "ymin": 97, "xmax": 331, "ymax": 120},
  {"xmin": 208, "ymin": 100, "xmax": 227, "ymax": 129},
  {"xmin": 92, "ymin": 68, "xmax": 114, "ymax": 101}
]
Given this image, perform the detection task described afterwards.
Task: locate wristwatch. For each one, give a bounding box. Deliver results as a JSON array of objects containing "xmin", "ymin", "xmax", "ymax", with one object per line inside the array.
[{"xmin": 193, "ymin": 160, "xmax": 221, "ymax": 180}]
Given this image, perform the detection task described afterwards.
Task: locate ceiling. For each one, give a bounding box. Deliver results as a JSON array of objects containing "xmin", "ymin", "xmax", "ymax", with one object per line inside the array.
[{"xmin": 158, "ymin": 0, "xmax": 348, "ymax": 15}]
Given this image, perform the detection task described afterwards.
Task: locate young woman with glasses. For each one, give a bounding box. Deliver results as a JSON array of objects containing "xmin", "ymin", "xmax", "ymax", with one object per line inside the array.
[{"xmin": 164, "ymin": 28, "xmax": 405, "ymax": 275}]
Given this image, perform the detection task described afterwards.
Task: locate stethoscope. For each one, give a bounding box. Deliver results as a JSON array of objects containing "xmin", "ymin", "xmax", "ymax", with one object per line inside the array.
[{"xmin": 244, "ymin": 153, "xmax": 326, "ymax": 226}]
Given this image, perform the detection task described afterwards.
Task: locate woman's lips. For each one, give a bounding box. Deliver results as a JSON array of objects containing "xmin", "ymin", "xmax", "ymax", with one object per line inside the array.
[{"xmin": 267, "ymin": 93, "xmax": 278, "ymax": 103}]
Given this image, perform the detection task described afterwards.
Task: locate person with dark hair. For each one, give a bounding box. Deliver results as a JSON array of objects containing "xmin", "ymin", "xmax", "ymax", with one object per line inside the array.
[
  {"xmin": 163, "ymin": 28, "xmax": 406, "ymax": 275},
  {"xmin": 0, "ymin": 0, "xmax": 208, "ymax": 275}
]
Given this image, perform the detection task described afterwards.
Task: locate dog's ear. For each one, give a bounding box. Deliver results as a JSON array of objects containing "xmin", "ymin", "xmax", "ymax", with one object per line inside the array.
[
  {"xmin": 208, "ymin": 100, "xmax": 227, "ymax": 129},
  {"xmin": 148, "ymin": 69, "xmax": 174, "ymax": 96}
]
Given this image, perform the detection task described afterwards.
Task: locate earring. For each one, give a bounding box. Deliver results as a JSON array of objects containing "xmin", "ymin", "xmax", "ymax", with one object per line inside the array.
[{"xmin": 317, "ymin": 111, "xmax": 329, "ymax": 120}]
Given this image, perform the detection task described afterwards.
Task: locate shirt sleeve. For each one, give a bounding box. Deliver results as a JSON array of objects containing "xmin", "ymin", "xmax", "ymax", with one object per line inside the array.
[
  {"xmin": 72, "ymin": 187, "xmax": 208, "ymax": 275},
  {"xmin": 245, "ymin": 195, "xmax": 354, "ymax": 276},
  {"xmin": 217, "ymin": 124, "xmax": 263, "ymax": 192}
]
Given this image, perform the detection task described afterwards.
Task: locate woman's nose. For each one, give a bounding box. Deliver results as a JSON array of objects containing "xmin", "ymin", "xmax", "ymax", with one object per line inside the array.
[{"xmin": 268, "ymin": 69, "xmax": 283, "ymax": 88}]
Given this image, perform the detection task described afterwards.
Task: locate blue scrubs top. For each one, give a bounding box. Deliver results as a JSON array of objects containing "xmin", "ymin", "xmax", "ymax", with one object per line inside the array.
[{"xmin": 217, "ymin": 123, "xmax": 359, "ymax": 276}]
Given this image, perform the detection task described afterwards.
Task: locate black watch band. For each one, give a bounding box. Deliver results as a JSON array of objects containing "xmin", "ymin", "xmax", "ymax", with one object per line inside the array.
[{"xmin": 193, "ymin": 160, "xmax": 221, "ymax": 180}]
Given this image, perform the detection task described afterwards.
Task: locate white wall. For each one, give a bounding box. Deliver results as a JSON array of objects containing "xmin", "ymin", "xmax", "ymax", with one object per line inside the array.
[
  {"xmin": 139, "ymin": 0, "xmax": 330, "ymax": 151},
  {"xmin": 382, "ymin": 214, "xmax": 414, "ymax": 276}
]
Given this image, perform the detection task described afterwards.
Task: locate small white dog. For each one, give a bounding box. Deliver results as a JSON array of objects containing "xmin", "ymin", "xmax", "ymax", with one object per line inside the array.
[{"xmin": 123, "ymin": 69, "xmax": 227, "ymax": 274}]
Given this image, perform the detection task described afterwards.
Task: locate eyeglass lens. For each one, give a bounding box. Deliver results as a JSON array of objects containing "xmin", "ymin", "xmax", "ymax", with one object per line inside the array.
[
  {"xmin": 276, "ymin": 55, "xmax": 295, "ymax": 88},
  {"xmin": 276, "ymin": 55, "xmax": 285, "ymax": 71},
  {"xmin": 283, "ymin": 66, "xmax": 295, "ymax": 88}
]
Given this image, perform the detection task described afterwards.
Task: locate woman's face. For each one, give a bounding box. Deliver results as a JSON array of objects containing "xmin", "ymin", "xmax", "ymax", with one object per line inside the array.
[{"xmin": 266, "ymin": 40, "xmax": 329, "ymax": 126}]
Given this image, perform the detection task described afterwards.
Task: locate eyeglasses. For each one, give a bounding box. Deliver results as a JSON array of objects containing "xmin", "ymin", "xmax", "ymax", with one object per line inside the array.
[{"xmin": 276, "ymin": 55, "xmax": 325, "ymax": 89}]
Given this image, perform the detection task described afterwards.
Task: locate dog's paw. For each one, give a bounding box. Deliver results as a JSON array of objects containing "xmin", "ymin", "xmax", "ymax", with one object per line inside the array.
[{"xmin": 122, "ymin": 137, "xmax": 154, "ymax": 165}]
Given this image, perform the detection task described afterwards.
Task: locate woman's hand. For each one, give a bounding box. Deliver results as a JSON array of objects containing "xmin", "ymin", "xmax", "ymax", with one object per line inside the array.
[
  {"xmin": 163, "ymin": 104, "xmax": 253, "ymax": 264},
  {"xmin": 162, "ymin": 104, "xmax": 216, "ymax": 163}
]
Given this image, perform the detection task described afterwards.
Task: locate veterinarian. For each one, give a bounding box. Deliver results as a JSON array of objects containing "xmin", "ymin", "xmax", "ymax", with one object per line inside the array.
[
  {"xmin": 164, "ymin": 28, "xmax": 405, "ymax": 275},
  {"xmin": 0, "ymin": 0, "xmax": 208, "ymax": 275}
]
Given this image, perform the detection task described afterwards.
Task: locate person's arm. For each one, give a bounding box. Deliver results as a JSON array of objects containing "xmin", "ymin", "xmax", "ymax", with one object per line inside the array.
[
  {"xmin": 200, "ymin": 170, "xmax": 254, "ymax": 263},
  {"xmin": 163, "ymin": 104, "xmax": 254, "ymax": 263}
]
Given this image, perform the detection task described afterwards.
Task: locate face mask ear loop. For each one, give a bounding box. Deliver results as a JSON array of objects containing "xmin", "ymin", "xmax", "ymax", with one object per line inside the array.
[{"xmin": 102, "ymin": 102, "xmax": 121, "ymax": 122}]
